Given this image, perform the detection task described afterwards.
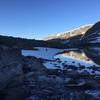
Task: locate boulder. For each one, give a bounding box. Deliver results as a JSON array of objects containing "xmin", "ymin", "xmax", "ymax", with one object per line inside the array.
[
  {"xmin": 4, "ymin": 86, "xmax": 29, "ymax": 100},
  {"xmin": 0, "ymin": 63, "xmax": 23, "ymax": 91},
  {"xmin": 0, "ymin": 46, "xmax": 29, "ymax": 100}
]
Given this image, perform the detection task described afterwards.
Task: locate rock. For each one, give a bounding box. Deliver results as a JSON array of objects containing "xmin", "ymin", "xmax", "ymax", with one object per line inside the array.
[
  {"xmin": 0, "ymin": 62, "xmax": 30, "ymax": 100},
  {"xmin": 85, "ymin": 89, "xmax": 100, "ymax": 100},
  {"xmin": 81, "ymin": 70, "xmax": 90, "ymax": 75},
  {"xmin": 23, "ymin": 56, "xmax": 46, "ymax": 74},
  {"xmin": 71, "ymin": 92, "xmax": 95, "ymax": 100},
  {"xmin": 4, "ymin": 86, "xmax": 29, "ymax": 100},
  {"xmin": 0, "ymin": 46, "xmax": 29, "ymax": 100},
  {"xmin": 0, "ymin": 63, "xmax": 23, "ymax": 91},
  {"xmin": 0, "ymin": 46, "xmax": 22, "ymax": 67},
  {"xmin": 65, "ymin": 70, "xmax": 80, "ymax": 78}
]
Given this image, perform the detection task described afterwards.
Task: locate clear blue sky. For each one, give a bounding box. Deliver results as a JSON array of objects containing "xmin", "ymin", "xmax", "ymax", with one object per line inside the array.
[{"xmin": 0, "ymin": 0, "xmax": 100, "ymax": 39}]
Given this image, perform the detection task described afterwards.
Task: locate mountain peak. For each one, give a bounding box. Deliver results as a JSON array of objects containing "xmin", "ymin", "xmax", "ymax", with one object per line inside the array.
[{"xmin": 44, "ymin": 24, "xmax": 93, "ymax": 41}]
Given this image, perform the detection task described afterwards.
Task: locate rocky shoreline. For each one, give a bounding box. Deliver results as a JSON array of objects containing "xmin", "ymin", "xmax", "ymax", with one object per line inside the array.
[{"xmin": 0, "ymin": 46, "xmax": 100, "ymax": 100}]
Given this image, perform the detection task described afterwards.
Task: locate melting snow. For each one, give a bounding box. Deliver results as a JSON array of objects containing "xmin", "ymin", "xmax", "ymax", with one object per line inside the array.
[
  {"xmin": 44, "ymin": 54, "xmax": 98, "ymax": 69},
  {"xmin": 22, "ymin": 47, "xmax": 100, "ymax": 75},
  {"xmin": 55, "ymin": 54, "xmax": 94, "ymax": 66}
]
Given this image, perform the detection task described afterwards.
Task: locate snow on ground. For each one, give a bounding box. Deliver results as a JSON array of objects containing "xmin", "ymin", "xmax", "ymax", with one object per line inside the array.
[
  {"xmin": 44, "ymin": 54, "xmax": 100, "ymax": 75},
  {"xmin": 43, "ymin": 54, "xmax": 100, "ymax": 75},
  {"xmin": 22, "ymin": 47, "xmax": 100, "ymax": 75},
  {"xmin": 55, "ymin": 54, "xmax": 95, "ymax": 67},
  {"xmin": 43, "ymin": 54, "xmax": 97, "ymax": 69}
]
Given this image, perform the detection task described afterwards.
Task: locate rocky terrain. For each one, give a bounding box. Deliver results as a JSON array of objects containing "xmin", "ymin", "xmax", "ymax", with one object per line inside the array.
[{"xmin": 0, "ymin": 45, "xmax": 100, "ymax": 100}]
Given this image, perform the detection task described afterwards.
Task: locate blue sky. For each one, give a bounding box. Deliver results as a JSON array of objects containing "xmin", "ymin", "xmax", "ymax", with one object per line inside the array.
[{"xmin": 0, "ymin": 0, "xmax": 100, "ymax": 39}]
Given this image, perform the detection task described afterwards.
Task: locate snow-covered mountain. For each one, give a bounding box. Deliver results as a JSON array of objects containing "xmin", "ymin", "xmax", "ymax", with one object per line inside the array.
[{"xmin": 44, "ymin": 24, "xmax": 92, "ymax": 43}]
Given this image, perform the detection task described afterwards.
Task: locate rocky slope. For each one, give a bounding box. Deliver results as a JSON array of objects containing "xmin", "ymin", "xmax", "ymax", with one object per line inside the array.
[
  {"xmin": 0, "ymin": 45, "xmax": 100, "ymax": 100},
  {"xmin": 44, "ymin": 24, "xmax": 92, "ymax": 42},
  {"xmin": 0, "ymin": 46, "xmax": 29, "ymax": 100},
  {"xmin": 22, "ymin": 47, "xmax": 100, "ymax": 100}
]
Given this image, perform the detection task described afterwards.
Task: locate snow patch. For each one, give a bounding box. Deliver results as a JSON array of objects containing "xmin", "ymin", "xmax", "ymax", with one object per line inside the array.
[
  {"xmin": 22, "ymin": 47, "xmax": 100, "ymax": 75},
  {"xmin": 43, "ymin": 54, "xmax": 100, "ymax": 75}
]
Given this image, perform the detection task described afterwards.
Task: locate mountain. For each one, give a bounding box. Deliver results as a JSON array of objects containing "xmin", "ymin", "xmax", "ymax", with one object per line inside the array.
[
  {"xmin": 43, "ymin": 24, "xmax": 93, "ymax": 62},
  {"xmin": 44, "ymin": 24, "xmax": 92, "ymax": 44},
  {"xmin": 0, "ymin": 35, "xmax": 69, "ymax": 49}
]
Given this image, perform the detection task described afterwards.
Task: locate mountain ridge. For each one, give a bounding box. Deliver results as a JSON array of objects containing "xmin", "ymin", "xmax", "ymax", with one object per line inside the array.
[{"xmin": 44, "ymin": 24, "xmax": 92, "ymax": 41}]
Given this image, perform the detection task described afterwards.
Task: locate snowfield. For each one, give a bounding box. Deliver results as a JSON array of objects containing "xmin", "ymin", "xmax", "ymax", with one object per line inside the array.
[{"xmin": 22, "ymin": 47, "xmax": 100, "ymax": 75}]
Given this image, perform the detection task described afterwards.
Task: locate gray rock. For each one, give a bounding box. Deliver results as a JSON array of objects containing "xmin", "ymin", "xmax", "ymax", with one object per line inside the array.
[
  {"xmin": 4, "ymin": 86, "xmax": 29, "ymax": 100},
  {"xmin": 0, "ymin": 63, "xmax": 23, "ymax": 91},
  {"xmin": 0, "ymin": 46, "xmax": 29, "ymax": 100},
  {"xmin": 0, "ymin": 46, "xmax": 22, "ymax": 67}
]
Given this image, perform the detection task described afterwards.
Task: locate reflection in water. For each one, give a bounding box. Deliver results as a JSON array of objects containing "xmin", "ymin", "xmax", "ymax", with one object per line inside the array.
[{"xmin": 59, "ymin": 49, "xmax": 91, "ymax": 62}]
